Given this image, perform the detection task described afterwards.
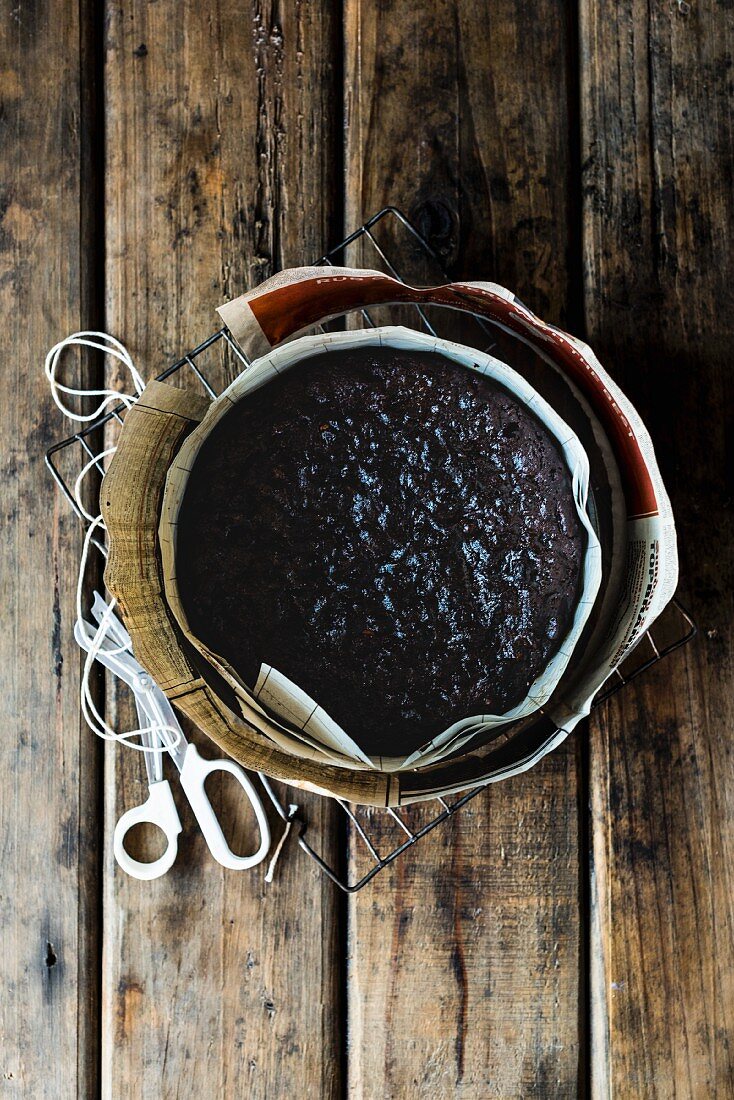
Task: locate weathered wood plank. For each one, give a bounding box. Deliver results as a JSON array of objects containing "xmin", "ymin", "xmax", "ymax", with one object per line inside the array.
[
  {"xmin": 344, "ymin": 2, "xmax": 584, "ymax": 1095},
  {"xmin": 581, "ymin": 1, "xmax": 734, "ymax": 1095},
  {"xmin": 348, "ymin": 751, "xmax": 583, "ymax": 1098},
  {"xmin": 103, "ymin": 3, "xmax": 342, "ymax": 1097},
  {"xmin": 0, "ymin": 1, "xmax": 101, "ymax": 1096}
]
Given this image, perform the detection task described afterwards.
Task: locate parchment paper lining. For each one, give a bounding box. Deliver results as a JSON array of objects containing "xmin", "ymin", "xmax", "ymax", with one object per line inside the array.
[{"xmin": 160, "ymin": 327, "xmax": 602, "ymax": 772}]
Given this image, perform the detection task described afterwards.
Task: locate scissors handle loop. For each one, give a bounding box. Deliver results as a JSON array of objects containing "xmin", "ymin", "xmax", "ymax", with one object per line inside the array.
[
  {"xmin": 179, "ymin": 744, "xmax": 271, "ymax": 870},
  {"xmin": 113, "ymin": 780, "xmax": 182, "ymax": 881}
]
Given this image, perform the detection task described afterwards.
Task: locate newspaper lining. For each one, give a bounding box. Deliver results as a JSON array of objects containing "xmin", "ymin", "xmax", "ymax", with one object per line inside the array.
[{"xmin": 140, "ymin": 264, "xmax": 681, "ymax": 801}]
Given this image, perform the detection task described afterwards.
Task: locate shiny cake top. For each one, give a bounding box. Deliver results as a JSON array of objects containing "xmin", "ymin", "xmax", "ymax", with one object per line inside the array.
[{"xmin": 176, "ymin": 347, "xmax": 584, "ymax": 756}]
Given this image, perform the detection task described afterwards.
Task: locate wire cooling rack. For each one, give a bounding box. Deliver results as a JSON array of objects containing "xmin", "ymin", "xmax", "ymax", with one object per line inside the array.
[{"xmin": 47, "ymin": 206, "xmax": 696, "ymax": 891}]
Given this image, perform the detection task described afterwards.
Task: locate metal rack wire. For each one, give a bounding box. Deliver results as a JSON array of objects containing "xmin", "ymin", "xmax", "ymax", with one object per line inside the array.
[{"xmin": 46, "ymin": 206, "xmax": 696, "ymax": 891}]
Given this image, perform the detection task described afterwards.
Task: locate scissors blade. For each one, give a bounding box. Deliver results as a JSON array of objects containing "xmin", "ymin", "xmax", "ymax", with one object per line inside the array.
[
  {"xmin": 74, "ymin": 617, "xmax": 143, "ymax": 690},
  {"xmin": 75, "ymin": 614, "xmax": 189, "ymax": 771},
  {"xmin": 91, "ymin": 592, "xmax": 131, "ymax": 650},
  {"xmin": 135, "ymin": 696, "xmax": 163, "ymax": 786},
  {"xmin": 138, "ymin": 686, "xmax": 188, "ymax": 774}
]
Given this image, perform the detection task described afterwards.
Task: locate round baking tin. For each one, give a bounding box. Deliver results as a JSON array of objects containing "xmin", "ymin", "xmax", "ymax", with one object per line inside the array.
[
  {"xmin": 102, "ymin": 266, "xmax": 677, "ymax": 805},
  {"xmin": 159, "ymin": 326, "xmax": 603, "ymax": 774}
]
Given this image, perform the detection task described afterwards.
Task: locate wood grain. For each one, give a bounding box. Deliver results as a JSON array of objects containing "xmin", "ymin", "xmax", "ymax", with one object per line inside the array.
[
  {"xmin": 345, "ymin": 0, "xmax": 580, "ymax": 323},
  {"xmin": 581, "ymin": 1, "xmax": 734, "ymax": 1095},
  {"xmin": 344, "ymin": 1, "xmax": 585, "ymax": 1095},
  {"xmin": 0, "ymin": 0, "xmax": 101, "ymax": 1095},
  {"xmin": 3, "ymin": 2, "xmax": 731, "ymax": 1094},
  {"xmin": 348, "ymin": 750, "xmax": 583, "ymax": 1098},
  {"xmin": 103, "ymin": 3, "xmax": 341, "ymax": 1097}
]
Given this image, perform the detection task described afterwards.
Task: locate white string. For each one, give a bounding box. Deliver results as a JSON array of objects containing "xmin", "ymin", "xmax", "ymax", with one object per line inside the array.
[
  {"xmin": 76, "ymin": 515, "xmax": 183, "ymax": 754},
  {"xmin": 73, "ymin": 446, "xmax": 117, "ymax": 522},
  {"xmin": 45, "ymin": 331, "xmax": 145, "ymax": 422},
  {"xmin": 47, "ymin": 330, "xmax": 183, "ymax": 755}
]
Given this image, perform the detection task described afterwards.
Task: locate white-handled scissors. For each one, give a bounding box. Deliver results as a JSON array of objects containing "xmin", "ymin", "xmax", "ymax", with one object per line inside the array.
[{"xmin": 75, "ymin": 595, "xmax": 271, "ymax": 881}]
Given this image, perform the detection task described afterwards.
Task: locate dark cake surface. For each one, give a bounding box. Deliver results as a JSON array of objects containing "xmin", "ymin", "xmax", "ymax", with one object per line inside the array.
[{"xmin": 175, "ymin": 346, "xmax": 585, "ymax": 756}]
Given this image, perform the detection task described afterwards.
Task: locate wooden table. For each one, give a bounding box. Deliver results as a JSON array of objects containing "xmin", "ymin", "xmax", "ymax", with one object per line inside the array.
[{"xmin": 2, "ymin": 1, "xmax": 732, "ymax": 1096}]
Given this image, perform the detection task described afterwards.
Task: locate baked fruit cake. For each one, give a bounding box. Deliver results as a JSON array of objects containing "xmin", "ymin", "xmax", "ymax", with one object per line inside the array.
[{"xmin": 174, "ymin": 345, "xmax": 586, "ymax": 757}]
